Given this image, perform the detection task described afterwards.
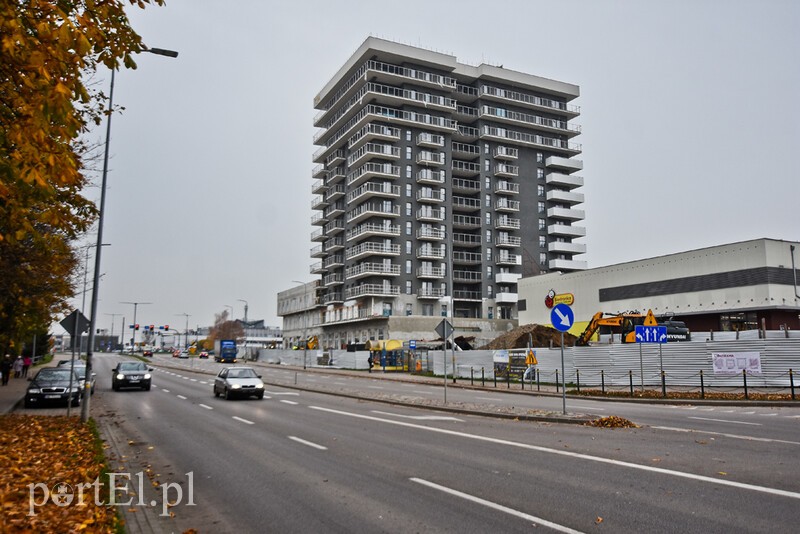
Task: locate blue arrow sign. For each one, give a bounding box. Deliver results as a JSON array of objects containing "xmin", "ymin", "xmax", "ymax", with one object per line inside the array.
[
  {"xmin": 635, "ymin": 325, "xmax": 667, "ymax": 343},
  {"xmin": 550, "ymin": 303, "xmax": 574, "ymax": 332}
]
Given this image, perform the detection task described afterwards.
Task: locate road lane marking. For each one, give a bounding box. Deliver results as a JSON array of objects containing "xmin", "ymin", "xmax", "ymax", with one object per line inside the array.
[
  {"xmin": 568, "ymin": 405, "xmax": 606, "ymax": 412},
  {"xmin": 288, "ymin": 436, "xmax": 327, "ymax": 450},
  {"xmin": 233, "ymin": 416, "xmax": 254, "ymax": 425},
  {"xmin": 650, "ymin": 426, "xmax": 800, "ymax": 446},
  {"xmin": 367, "ymin": 386, "xmax": 384, "ymax": 390},
  {"xmin": 161, "ymin": 389, "xmax": 170, "ymax": 393},
  {"xmin": 411, "ymin": 478, "xmax": 583, "ymax": 534},
  {"xmin": 372, "ymin": 410, "xmax": 463, "ymax": 422},
  {"xmin": 280, "ymin": 400, "xmax": 299, "ymax": 405},
  {"xmin": 688, "ymin": 416, "xmax": 761, "ymax": 426},
  {"xmin": 412, "ymin": 390, "xmax": 434, "ymax": 395},
  {"xmin": 759, "ymin": 413, "xmax": 778, "ymax": 417},
  {"xmin": 190, "ymin": 379, "xmax": 198, "ymax": 382},
  {"xmin": 475, "ymin": 397, "xmax": 503, "ymax": 401},
  {"xmin": 310, "ymin": 405, "xmax": 800, "ymax": 501},
  {"xmin": 176, "ymin": 395, "xmax": 187, "ymax": 400},
  {"xmin": 264, "ymin": 391, "xmax": 299, "ymax": 396},
  {"xmin": 199, "ymin": 404, "xmax": 213, "ymax": 410}
]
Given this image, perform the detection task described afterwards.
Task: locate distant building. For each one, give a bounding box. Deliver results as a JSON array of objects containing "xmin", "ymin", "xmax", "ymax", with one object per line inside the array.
[
  {"xmin": 518, "ymin": 238, "xmax": 800, "ymax": 336},
  {"xmin": 281, "ymin": 37, "xmax": 585, "ymax": 349}
]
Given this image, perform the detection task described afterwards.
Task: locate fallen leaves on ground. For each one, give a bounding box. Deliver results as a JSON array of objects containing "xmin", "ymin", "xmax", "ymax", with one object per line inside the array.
[
  {"xmin": 585, "ymin": 416, "xmax": 639, "ymax": 428},
  {"xmin": 574, "ymin": 389, "xmax": 795, "ymax": 401},
  {"xmin": 0, "ymin": 415, "xmax": 120, "ymax": 532}
]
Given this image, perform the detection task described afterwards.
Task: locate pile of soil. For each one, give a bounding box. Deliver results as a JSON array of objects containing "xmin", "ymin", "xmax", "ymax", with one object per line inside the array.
[{"xmin": 478, "ymin": 323, "xmax": 577, "ymax": 350}]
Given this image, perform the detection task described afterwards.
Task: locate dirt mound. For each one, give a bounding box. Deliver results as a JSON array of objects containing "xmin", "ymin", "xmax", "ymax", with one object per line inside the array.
[{"xmin": 478, "ymin": 323, "xmax": 577, "ymax": 350}]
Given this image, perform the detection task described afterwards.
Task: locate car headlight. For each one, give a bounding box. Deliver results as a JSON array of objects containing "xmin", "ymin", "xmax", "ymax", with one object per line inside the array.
[
  {"xmin": 116, "ymin": 373, "xmax": 124, "ymax": 380},
  {"xmin": 144, "ymin": 373, "xmax": 151, "ymax": 379},
  {"xmin": 231, "ymin": 383, "xmax": 241, "ymax": 389},
  {"xmin": 256, "ymin": 383, "xmax": 264, "ymax": 389},
  {"xmin": 71, "ymin": 387, "xmax": 79, "ymax": 393},
  {"xmin": 28, "ymin": 388, "xmax": 41, "ymax": 394}
]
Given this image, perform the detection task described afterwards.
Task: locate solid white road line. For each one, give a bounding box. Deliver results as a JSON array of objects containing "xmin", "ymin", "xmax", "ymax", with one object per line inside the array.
[
  {"xmin": 411, "ymin": 478, "xmax": 584, "ymax": 533},
  {"xmin": 232, "ymin": 416, "xmax": 254, "ymax": 425},
  {"xmin": 198, "ymin": 404, "xmax": 213, "ymax": 410},
  {"xmin": 264, "ymin": 391, "xmax": 299, "ymax": 396},
  {"xmin": 688, "ymin": 416, "xmax": 761, "ymax": 426},
  {"xmin": 288, "ymin": 436, "xmax": 328, "ymax": 450},
  {"xmin": 475, "ymin": 397, "xmax": 503, "ymax": 401},
  {"xmin": 310, "ymin": 405, "xmax": 800, "ymax": 501},
  {"xmin": 568, "ymin": 404, "xmax": 606, "ymax": 412},
  {"xmin": 412, "ymin": 390, "xmax": 434, "ymax": 395},
  {"xmin": 280, "ymin": 400, "xmax": 299, "ymax": 405},
  {"xmin": 650, "ymin": 426, "xmax": 800, "ymax": 446}
]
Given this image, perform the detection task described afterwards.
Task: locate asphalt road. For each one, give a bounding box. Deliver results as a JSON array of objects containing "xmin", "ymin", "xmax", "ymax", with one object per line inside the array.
[{"xmin": 81, "ymin": 353, "xmax": 799, "ymax": 533}]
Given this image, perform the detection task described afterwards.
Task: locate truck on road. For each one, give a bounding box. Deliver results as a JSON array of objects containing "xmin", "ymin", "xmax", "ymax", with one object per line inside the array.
[{"xmin": 214, "ymin": 339, "xmax": 238, "ymax": 363}]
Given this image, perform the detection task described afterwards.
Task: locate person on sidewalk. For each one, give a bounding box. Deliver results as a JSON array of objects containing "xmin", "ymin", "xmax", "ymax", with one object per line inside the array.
[
  {"xmin": 1, "ymin": 356, "xmax": 11, "ymax": 385},
  {"xmin": 367, "ymin": 354, "xmax": 373, "ymax": 373},
  {"xmin": 22, "ymin": 355, "xmax": 31, "ymax": 377},
  {"xmin": 12, "ymin": 356, "xmax": 24, "ymax": 378}
]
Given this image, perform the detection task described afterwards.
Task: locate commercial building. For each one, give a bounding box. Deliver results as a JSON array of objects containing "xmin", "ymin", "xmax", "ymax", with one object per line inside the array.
[
  {"xmin": 518, "ymin": 238, "xmax": 800, "ymax": 338},
  {"xmin": 281, "ymin": 37, "xmax": 585, "ymax": 349}
]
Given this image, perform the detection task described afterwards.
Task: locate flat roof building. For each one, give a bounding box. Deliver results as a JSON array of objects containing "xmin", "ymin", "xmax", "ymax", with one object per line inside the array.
[{"xmin": 281, "ymin": 37, "xmax": 585, "ymax": 350}]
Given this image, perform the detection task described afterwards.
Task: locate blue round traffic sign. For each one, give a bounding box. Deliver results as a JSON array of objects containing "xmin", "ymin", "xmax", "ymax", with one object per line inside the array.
[{"xmin": 550, "ymin": 303, "xmax": 574, "ymax": 332}]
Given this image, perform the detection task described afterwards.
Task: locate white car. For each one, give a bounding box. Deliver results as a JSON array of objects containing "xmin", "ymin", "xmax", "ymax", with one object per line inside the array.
[{"xmin": 213, "ymin": 366, "xmax": 264, "ymax": 400}]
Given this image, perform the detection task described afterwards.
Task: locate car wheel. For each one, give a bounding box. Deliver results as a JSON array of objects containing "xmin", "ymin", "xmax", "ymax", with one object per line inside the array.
[
  {"xmin": 224, "ymin": 388, "xmax": 231, "ymax": 400},
  {"xmin": 112, "ymin": 383, "xmax": 118, "ymax": 391},
  {"xmin": 214, "ymin": 387, "xmax": 220, "ymax": 398},
  {"xmin": 71, "ymin": 396, "xmax": 80, "ymax": 407},
  {"xmin": 143, "ymin": 384, "xmax": 151, "ymax": 391},
  {"xmin": 257, "ymin": 392, "xmax": 264, "ymax": 400}
]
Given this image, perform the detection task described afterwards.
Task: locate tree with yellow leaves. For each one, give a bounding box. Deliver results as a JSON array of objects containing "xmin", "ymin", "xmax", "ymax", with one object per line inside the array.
[{"xmin": 0, "ymin": 0, "xmax": 164, "ymax": 353}]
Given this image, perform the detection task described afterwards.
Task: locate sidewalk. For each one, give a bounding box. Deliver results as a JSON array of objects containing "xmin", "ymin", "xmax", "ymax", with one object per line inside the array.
[{"xmin": 0, "ymin": 356, "xmax": 64, "ymax": 414}]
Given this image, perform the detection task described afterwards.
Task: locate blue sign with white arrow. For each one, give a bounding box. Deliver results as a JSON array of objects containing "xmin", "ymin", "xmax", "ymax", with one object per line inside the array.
[
  {"xmin": 635, "ymin": 325, "xmax": 667, "ymax": 343},
  {"xmin": 550, "ymin": 303, "xmax": 574, "ymax": 332}
]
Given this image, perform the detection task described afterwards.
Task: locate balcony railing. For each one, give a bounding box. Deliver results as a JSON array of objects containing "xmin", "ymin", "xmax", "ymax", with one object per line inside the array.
[
  {"xmin": 346, "ymin": 283, "xmax": 400, "ymax": 299},
  {"xmin": 417, "ymin": 227, "xmax": 445, "ymax": 240},
  {"xmin": 345, "ymin": 262, "xmax": 401, "ymax": 279},
  {"xmin": 347, "ymin": 222, "xmax": 400, "ymax": 242},
  {"xmin": 347, "ymin": 182, "xmax": 400, "ymax": 204},
  {"xmin": 345, "ymin": 241, "xmax": 401, "ymax": 260},
  {"xmin": 417, "ymin": 267, "xmax": 445, "ymax": 278},
  {"xmin": 418, "ymin": 288, "xmax": 445, "ymax": 299}
]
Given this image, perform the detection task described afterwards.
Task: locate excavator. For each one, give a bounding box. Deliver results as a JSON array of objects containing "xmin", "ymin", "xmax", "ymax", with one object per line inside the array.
[{"xmin": 575, "ymin": 310, "xmax": 656, "ymax": 346}]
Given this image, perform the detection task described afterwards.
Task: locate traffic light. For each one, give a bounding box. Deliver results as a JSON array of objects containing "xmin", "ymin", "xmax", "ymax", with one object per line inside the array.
[
  {"xmin": 150, "ymin": 325, "xmax": 154, "ymax": 331},
  {"xmin": 165, "ymin": 325, "xmax": 169, "ymax": 331},
  {"xmin": 135, "ymin": 324, "xmax": 140, "ymax": 330}
]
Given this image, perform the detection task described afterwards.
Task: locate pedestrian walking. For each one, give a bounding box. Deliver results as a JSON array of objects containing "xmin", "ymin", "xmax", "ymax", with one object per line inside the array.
[
  {"xmin": 367, "ymin": 354, "xmax": 373, "ymax": 373},
  {"xmin": 1, "ymin": 356, "xmax": 12, "ymax": 385},
  {"xmin": 22, "ymin": 355, "xmax": 31, "ymax": 377},
  {"xmin": 12, "ymin": 356, "xmax": 24, "ymax": 378}
]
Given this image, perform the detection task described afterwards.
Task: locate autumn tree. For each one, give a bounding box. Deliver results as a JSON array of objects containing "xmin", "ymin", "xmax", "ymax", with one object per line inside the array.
[
  {"xmin": 0, "ymin": 0, "xmax": 164, "ymax": 353},
  {"xmin": 208, "ymin": 310, "xmax": 245, "ymax": 346}
]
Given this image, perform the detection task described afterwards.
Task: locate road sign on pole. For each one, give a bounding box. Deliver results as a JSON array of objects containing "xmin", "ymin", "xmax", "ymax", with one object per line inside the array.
[
  {"xmin": 550, "ymin": 303, "xmax": 574, "ymax": 332},
  {"xmin": 635, "ymin": 325, "xmax": 667, "ymax": 343},
  {"xmin": 435, "ymin": 319, "xmax": 453, "ymax": 340}
]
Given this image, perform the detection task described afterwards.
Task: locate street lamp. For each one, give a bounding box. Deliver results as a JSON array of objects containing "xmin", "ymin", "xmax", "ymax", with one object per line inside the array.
[
  {"xmin": 121, "ymin": 302, "xmax": 151, "ymax": 353},
  {"xmin": 237, "ymin": 299, "xmax": 249, "ymax": 323},
  {"xmin": 176, "ymin": 313, "xmax": 191, "ymax": 350},
  {"xmin": 292, "ymin": 280, "xmax": 309, "ymax": 370},
  {"xmin": 83, "ymin": 46, "xmax": 178, "ymax": 422}
]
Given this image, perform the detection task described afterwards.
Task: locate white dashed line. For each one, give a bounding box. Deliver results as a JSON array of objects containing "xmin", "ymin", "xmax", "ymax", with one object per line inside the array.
[
  {"xmin": 199, "ymin": 404, "xmax": 213, "ymax": 410},
  {"xmin": 288, "ymin": 436, "xmax": 327, "ymax": 450},
  {"xmin": 161, "ymin": 389, "xmax": 170, "ymax": 393},
  {"xmin": 233, "ymin": 416, "xmax": 254, "ymax": 425},
  {"xmin": 280, "ymin": 400, "xmax": 299, "ymax": 405},
  {"xmin": 176, "ymin": 395, "xmax": 187, "ymax": 400}
]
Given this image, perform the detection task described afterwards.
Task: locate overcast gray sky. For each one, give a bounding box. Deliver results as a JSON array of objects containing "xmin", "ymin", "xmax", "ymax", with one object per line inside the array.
[{"xmin": 75, "ymin": 0, "xmax": 799, "ymax": 336}]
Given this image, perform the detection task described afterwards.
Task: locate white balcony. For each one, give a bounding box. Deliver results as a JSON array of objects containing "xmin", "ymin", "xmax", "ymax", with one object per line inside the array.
[
  {"xmin": 547, "ymin": 189, "xmax": 584, "ymax": 205},
  {"xmin": 495, "ymin": 272, "xmax": 522, "ymax": 284},
  {"xmin": 417, "ymin": 267, "xmax": 445, "ymax": 279},
  {"xmin": 496, "ymin": 254, "xmax": 521, "ymax": 266},
  {"xmin": 346, "ymin": 283, "xmax": 400, "ymax": 299},
  {"xmin": 547, "ymin": 206, "xmax": 585, "ymax": 221},
  {"xmin": 417, "ymin": 227, "xmax": 445, "ymax": 241},
  {"xmin": 548, "ymin": 224, "xmax": 586, "ymax": 238},
  {"xmin": 417, "ymin": 151, "xmax": 445, "ymax": 166},
  {"xmin": 548, "ymin": 241, "xmax": 587, "ymax": 254},
  {"xmin": 493, "ymin": 146, "xmax": 519, "ymax": 160},
  {"xmin": 549, "ymin": 258, "xmax": 588, "ymax": 271},
  {"xmin": 416, "ymin": 189, "xmax": 445, "ymax": 203},
  {"xmin": 418, "ymin": 288, "xmax": 445, "ymax": 299},
  {"xmin": 545, "ymin": 156, "xmax": 583, "ymax": 173},
  {"xmin": 546, "ymin": 172, "xmax": 584, "ymax": 189},
  {"xmin": 495, "ymin": 292, "xmax": 519, "ymax": 304},
  {"xmin": 417, "ymin": 132, "xmax": 445, "ymax": 148}
]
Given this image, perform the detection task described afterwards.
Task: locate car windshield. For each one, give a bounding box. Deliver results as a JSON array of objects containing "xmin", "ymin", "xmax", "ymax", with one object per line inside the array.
[
  {"xmin": 36, "ymin": 369, "xmax": 74, "ymax": 381},
  {"xmin": 228, "ymin": 369, "xmax": 257, "ymax": 379},
  {"xmin": 119, "ymin": 362, "xmax": 146, "ymax": 371}
]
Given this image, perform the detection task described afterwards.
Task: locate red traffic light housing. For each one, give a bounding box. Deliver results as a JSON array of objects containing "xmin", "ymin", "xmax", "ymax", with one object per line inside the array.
[{"xmin": 135, "ymin": 324, "xmax": 140, "ymax": 330}]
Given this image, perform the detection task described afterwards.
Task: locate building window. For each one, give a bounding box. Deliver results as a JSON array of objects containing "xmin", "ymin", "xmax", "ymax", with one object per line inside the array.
[
  {"xmin": 538, "ymin": 201, "xmax": 545, "ymax": 213},
  {"xmin": 406, "ymin": 146, "xmax": 412, "ymax": 159},
  {"xmin": 537, "ymin": 152, "xmax": 543, "ymax": 163},
  {"xmin": 406, "ymin": 184, "xmax": 412, "ymax": 197},
  {"xmin": 406, "ymin": 221, "xmax": 412, "ymax": 235},
  {"xmin": 537, "ymin": 168, "xmax": 545, "ymax": 179},
  {"xmin": 406, "ymin": 130, "xmax": 412, "ymax": 141},
  {"xmin": 406, "ymin": 241, "xmax": 412, "ymax": 254},
  {"xmin": 484, "ymin": 143, "xmax": 489, "ymax": 154},
  {"xmin": 406, "ymin": 280, "xmax": 412, "ymax": 294},
  {"xmin": 486, "ymin": 247, "xmax": 492, "ymax": 261},
  {"xmin": 486, "ymin": 212, "xmax": 491, "ymax": 225},
  {"xmin": 441, "ymin": 304, "xmax": 448, "ymax": 317},
  {"xmin": 485, "ymin": 176, "xmax": 490, "ymax": 190},
  {"xmin": 406, "ymin": 303, "xmax": 413, "ymax": 315},
  {"xmin": 538, "ymin": 218, "xmax": 546, "ymax": 230},
  {"xmin": 487, "ymin": 285, "xmax": 493, "ymax": 297},
  {"xmin": 487, "ymin": 265, "xmax": 493, "ymax": 279},
  {"xmin": 405, "ymin": 259, "xmax": 412, "ymax": 274},
  {"xmin": 406, "ymin": 165, "xmax": 412, "ymax": 179},
  {"xmin": 488, "ymin": 306, "xmax": 494, "ymax": 319},
  {"xmin": 484, "ymin": 159, "xmax": 490, "ymax": 171},
  {"xmin": 538, "ymin": 184, "xmax": 545, "ymax": 197},
  {"xmin": 485, "ymin": 194, "xmax": 491, "ymax": 207},
  {"xmin": 422, "ymin": 303, "xmax": 433, "ymax": 316},
  {"xmin": 539, "ymin": 235, "xmax": 546, "ymax": 248},
  {"xmin": 540, "ymin": 252, "xmax": 547, "ymax": 265},
  {"xmin": 486, "ymin": 230, "xmax": 491, "ymax": 243},
  {"xmin": 406, "ymin": 202, "xmax": 412, "ymax": 216}
]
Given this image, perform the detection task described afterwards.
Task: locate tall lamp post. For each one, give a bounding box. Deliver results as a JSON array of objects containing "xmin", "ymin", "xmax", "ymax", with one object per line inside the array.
[
  {"xmin": 237, "ymin": 299, "xmax": 249, "ymax": 322},
  {"xmin": 176, "ymin": 313, "xmax": 191, "ymax": 350},
  {"xmin": 121, "ymin": 301, "xmax": 151, "ymax": 353},
  {"xmin": 83, "ymin": 47, "xmax": 178, "ymax": 423},
  {"xmin": 292, "ymin": 280, "xmax": 309, "ymax": 370}
]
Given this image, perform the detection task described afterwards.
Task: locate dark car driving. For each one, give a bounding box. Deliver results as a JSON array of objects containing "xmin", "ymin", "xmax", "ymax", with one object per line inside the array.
[
  {"xmin": 25, "ymin": 367, "xmax": 81, "ymax": 408},
  {"xmin": 112, "ymin": 361, "xmax": 153, "ymax": 391}
]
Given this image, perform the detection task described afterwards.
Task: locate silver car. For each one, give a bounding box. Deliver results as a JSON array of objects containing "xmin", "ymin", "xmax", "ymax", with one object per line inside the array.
[{"xmin": 213, "ymin": 366, "xmax": 264, "ymax": 400}]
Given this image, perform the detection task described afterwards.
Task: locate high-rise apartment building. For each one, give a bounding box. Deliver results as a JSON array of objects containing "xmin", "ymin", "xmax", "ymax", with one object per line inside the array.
[{"xmin": 284, "ymin": 37, "xmax": 584, "ymax": 350}]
